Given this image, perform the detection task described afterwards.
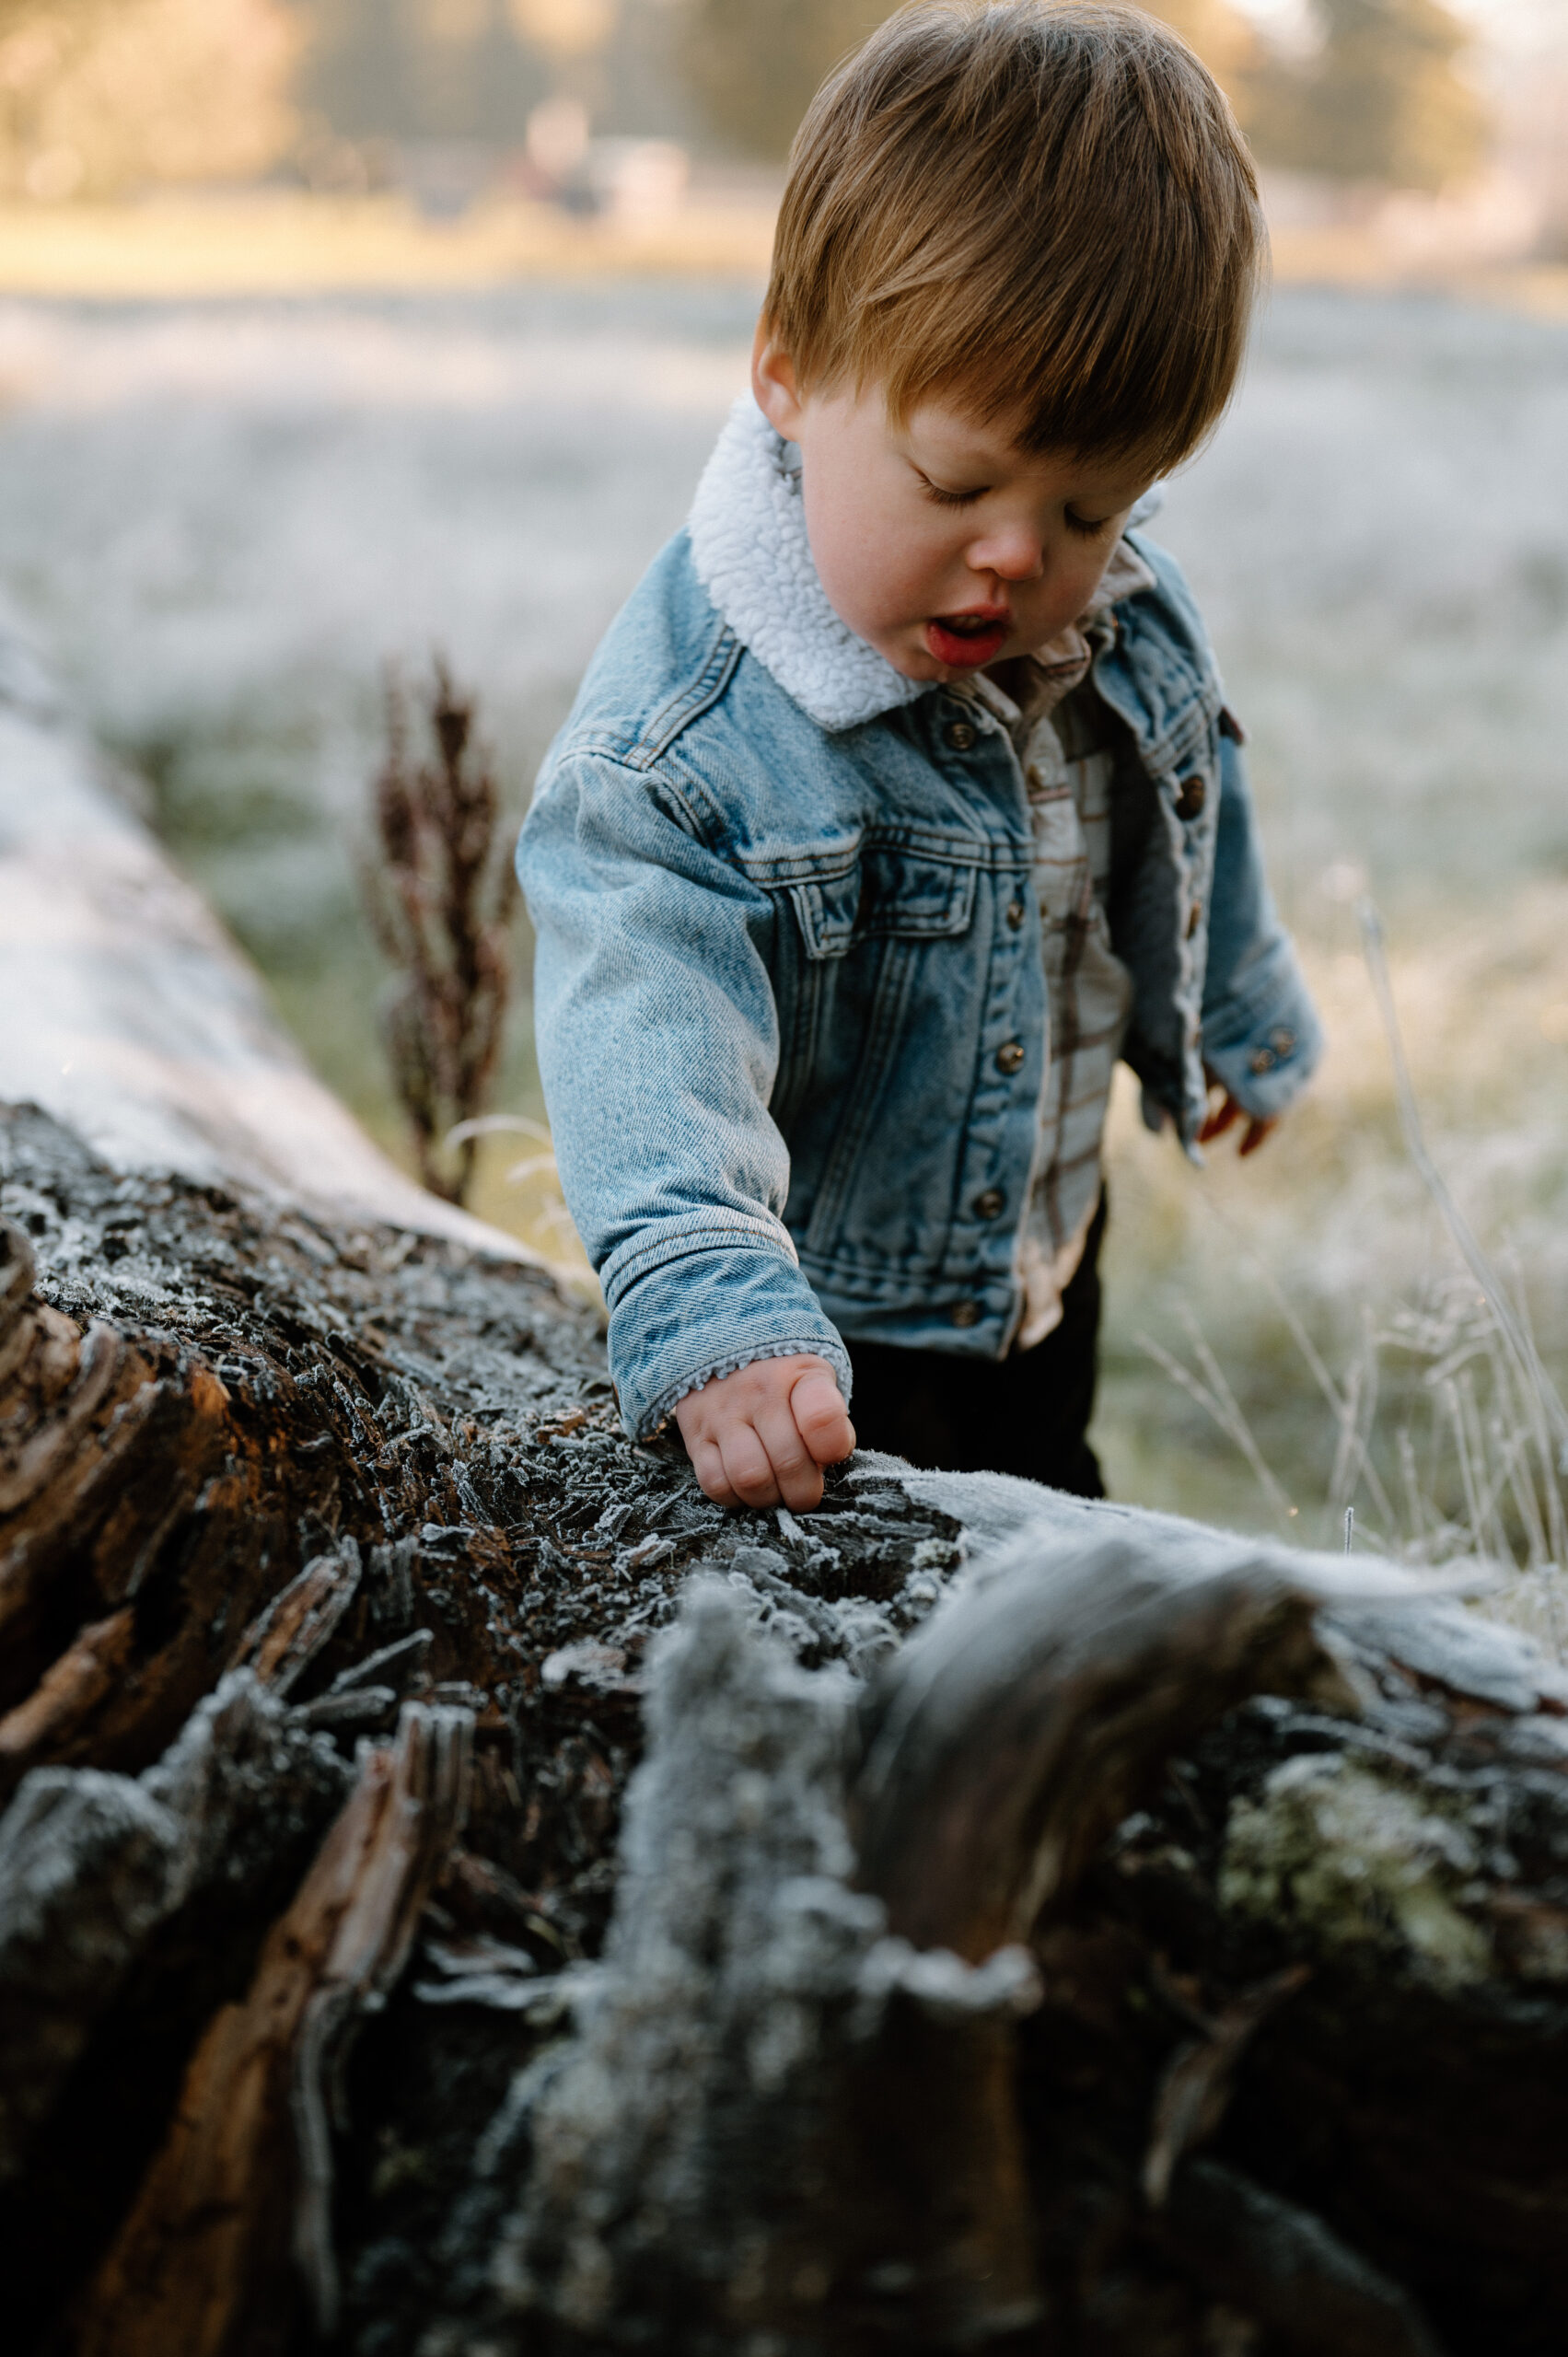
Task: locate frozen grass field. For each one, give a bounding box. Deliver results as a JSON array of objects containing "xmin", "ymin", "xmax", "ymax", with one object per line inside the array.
[{"xmin": 1, "ymin": 278, "xmax": 1566, "ymax": 1548}]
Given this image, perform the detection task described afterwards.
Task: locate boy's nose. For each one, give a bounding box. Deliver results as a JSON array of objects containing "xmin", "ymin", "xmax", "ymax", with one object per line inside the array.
[{"xmin": 967, "ymin": 527, "xmax": 1045, "ymax": 582}]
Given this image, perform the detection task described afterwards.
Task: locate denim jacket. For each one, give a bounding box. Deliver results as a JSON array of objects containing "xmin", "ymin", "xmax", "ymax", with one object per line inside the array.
[{"xmin": 519, "ymin": 406, "xmax": 1321, "ymax": 1440}]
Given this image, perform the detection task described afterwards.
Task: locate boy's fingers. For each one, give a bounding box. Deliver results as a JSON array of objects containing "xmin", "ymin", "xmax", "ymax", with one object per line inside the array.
[
  {"xmin": 790, "ymin": 1369, "xmax": 856, "ymax": 1466},
  {"xmin": 1199, "ymin": 1093, "xmax": 1279, "ymax": 1155},
  {"xmin": 685, "ymin": 1433, "xmax": 743, "ymax": 1508},
  {"xmin": 716, "ymin": 1422, "xmax": 785, "ymax": 1510},
  {"xmin": 676, "ymin": 1358, "xmax": 852, "ymax": 1513},
  {"xmin": 753, "ymin": 1399, "xmax": 827, "ymax": 1512}
]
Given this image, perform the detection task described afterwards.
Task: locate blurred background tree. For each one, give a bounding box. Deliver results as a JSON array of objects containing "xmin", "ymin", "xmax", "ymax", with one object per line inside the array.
[
  {"xmin": 1138, "ymin": 0, "xmax": 1261, "ymax": 94},
  {"xmin": 661, "ymin": 0, "xmax": 1488, "ymax": 192},
  {"xmin": 0, "ymin": 0, "xmax": 300, "ymax": 199},
  {"xmin": 673, "ymin": 0, "xmax": 889, "ymax": 160},
  {"xmin": 1245, "ymin": 0, "xmax": 1489, "ymax": 192},
  {"xmin": 297, "ymin": 0, "xmax": 689, "ymax": 146},
  {"xmin": 0, "ymin": 0, "xmax": 1500, "ymax": 214},
  {"xmin": 667, "ymin": 0, "xmax": 1254, "ymax": 163},
  {"xmin": 302, "ymin": 0, "xmax": 547, "ymax": 142}
]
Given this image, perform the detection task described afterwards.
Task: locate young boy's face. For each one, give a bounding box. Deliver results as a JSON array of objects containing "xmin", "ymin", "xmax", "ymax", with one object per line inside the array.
[{"xmin": 753, "ymin": 334, "xmax": 1153, "ymax": 681}]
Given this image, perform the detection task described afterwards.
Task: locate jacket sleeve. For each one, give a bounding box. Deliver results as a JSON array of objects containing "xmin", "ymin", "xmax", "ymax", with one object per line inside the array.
[
  {"xmin": 517, "ymin": 747, "xmax": 850, "ymax": 1440},
  {"xmin": 1200, "ymin": 726, "xmax": 1324, "ymax": 1120}
]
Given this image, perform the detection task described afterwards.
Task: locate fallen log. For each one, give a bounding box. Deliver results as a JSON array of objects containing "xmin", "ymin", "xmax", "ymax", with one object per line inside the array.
[
  {"xmin": 3, "ymin": 647, "xmax": 1568, "ymax": 2356},
  {"xmin": 0, "ymin": 1105, "xmax": 983, "ymax": 2352}
]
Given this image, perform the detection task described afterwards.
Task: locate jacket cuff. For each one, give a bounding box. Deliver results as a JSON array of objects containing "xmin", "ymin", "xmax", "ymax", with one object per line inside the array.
[
  {"xmin": 608, "ymin": 1241, "xmax": 852, "ymax": 1441},
  {"xmin": 1202, "ymin": 942, "xmax": 1324, "ymax": 1120}
]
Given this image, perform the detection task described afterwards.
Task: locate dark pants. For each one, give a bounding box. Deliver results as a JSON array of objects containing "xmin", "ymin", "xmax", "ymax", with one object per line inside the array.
[{"xmin": 844, "ymin": 1194, "xmax": 1107, "ymax": 1497}]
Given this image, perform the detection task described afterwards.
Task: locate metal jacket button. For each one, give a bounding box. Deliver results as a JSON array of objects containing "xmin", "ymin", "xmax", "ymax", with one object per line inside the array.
[
  {"xmin": 1005, "ymin": 899, "xmax": 1027, "ymax": 930},
  {"xmin": 1250, "ymin": 1046, "xmax": 1277, "ymax": 1074},
  {"xmin": 973, "ymin": 1188, "xmax": 1005, "ymax": 1220},
  {"xmin": 944, "ymin": 719, "xmax": 978, "ymax": 752},
  {"xmin": 995, "ymin": 1039, "xmax": 1025, "ymax": 1074},
  {"xmin": 949, "ymin": 1298, "xmax": 982, "ymax": 1328},
  {"xmin": 1174, "ymin": 775, "xmax": 1206, "ymax": 821}
]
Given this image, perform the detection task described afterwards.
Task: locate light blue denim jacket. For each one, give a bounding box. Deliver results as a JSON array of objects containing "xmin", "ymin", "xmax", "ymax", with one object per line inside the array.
[{"xmin": 519, "ymin": 410, "xmax": 1320, "ymax": 1440}]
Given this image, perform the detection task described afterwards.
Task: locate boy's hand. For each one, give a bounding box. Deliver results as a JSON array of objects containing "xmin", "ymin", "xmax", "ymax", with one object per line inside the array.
[
  {"xmin": 1199, "ymin": 1071, "xmax": 1277, "ymax": 1158},
  {"xmin": 676, "ymin": 1353, "xmax": 855, "ymax": 1511}
]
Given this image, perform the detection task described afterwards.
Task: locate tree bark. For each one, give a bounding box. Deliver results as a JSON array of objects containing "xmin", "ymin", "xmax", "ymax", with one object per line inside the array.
[{"xmin": 4, "ymin": 668, "xmax": 1568, "ymax": 2357}]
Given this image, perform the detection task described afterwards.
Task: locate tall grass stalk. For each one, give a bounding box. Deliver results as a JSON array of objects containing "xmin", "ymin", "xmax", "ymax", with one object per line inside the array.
[{"xmin": 1142, "ymin": 903, "xmax": 1568, "ymax": 1657}]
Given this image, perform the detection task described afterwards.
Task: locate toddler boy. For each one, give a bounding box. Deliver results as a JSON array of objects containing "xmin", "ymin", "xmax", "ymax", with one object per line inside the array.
[{"xmin": 519, "ymin": 0, "xmax": 1320, "ymax": 1511}]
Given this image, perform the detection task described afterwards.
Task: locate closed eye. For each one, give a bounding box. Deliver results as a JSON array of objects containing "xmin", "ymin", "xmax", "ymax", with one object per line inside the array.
[
  {"xmin": 916, "ymin": 470, "xmax": 988, "ymax": 509},
  {"xmin": 1065, "ymin": 508, "xmax": 1116, "ymax": 540}
]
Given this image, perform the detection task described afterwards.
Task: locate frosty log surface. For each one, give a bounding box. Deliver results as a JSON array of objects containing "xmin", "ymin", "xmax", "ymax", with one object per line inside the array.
[{"xmin": 3, "ymin": 650, "xmax": 1568, "ymax": 2354}]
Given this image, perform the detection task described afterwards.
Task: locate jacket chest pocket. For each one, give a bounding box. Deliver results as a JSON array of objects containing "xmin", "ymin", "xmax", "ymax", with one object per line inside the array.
[{"xmin": 789, "ymin": 846, "xmax": 977, "ymax": 961}]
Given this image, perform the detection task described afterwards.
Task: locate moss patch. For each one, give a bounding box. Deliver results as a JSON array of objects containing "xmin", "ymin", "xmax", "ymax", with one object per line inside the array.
[{"xmin": 1220, "ymin": 1753, "xmax": 1493, "ymax": 1990}]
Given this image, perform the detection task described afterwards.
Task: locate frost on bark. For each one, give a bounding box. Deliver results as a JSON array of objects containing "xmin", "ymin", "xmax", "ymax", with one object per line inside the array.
[
  {"xmin": 6, "ymin": 1102, "xmax": 1568, "ymax": 2357},
  {"xmin": 4, "ymin": 679, "xmax": 1568, "ymax": 2355}
]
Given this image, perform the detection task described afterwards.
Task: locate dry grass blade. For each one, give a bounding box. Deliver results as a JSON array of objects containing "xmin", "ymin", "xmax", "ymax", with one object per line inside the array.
[
  {"xmin": 1144, "ymin": 911, "xmax": 1567, "ymax": 1633},
  {"xmin": 1136, "ymin": 1324, "xmax": 1297, "ymax": 1529},
  {"xmin": 1194, "ymin": 1198, "xmax": 1398, "ymax": 1543},
  {"xmin": 1359, "ymin": 900, "xmax": 1568, "ymax": 1460},
  {"xmin": 362, "ymin": 656, "xmax": 518, "ymax": 1205}
]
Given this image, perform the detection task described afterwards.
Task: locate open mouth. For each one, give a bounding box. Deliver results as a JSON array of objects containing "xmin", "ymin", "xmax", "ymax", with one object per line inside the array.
[{"xmin": 925, "ymin": 610, "xmax": 1009, "ymax": 668}]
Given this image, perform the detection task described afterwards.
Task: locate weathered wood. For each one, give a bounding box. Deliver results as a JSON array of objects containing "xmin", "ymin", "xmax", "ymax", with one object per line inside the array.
[
  {"xmin": 496, "ymin": 1541, "xmax": 1454, "ymax": 2352},
  {"xmin": 0, "ymin": 1666, "xmax": 352, "ymax": 2236},
  {"xmin": 0, "ymin": 1104, "xmax": 978, "ymax": 2351},
  {"xmin": 848, "ymin": 1529, "xmax": 1384, "ymax": 1959},
  {"xmin": 502, "ymin": 1573, "xmax": 1054, "ymax": 2351},
  {"xmin": 70, "ymin": 1701, "xmax": 471, "ymax": 2357}
]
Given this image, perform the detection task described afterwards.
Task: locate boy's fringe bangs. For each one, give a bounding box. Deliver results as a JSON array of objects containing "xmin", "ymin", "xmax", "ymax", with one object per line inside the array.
[{"xmin": 766, "ymin": 0, "xmax": 1266, "ymax": 474}]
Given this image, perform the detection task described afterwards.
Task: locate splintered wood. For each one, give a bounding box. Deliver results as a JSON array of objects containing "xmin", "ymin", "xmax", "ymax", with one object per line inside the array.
[{"xmin": 74, "ymin": 1704, "xmax": 471, "ymax": 2357}]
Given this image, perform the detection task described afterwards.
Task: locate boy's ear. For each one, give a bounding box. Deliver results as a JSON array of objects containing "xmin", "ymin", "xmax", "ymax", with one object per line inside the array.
[{"xmin": 751, "ymin": 325, "xmax": 806, "ymax": 439}]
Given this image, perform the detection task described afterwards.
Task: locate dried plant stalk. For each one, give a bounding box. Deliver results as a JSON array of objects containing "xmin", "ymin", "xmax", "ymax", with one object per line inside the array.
[{"xmin": 363, "ymin": 657, "xmax": 518, "ymax": 1204}]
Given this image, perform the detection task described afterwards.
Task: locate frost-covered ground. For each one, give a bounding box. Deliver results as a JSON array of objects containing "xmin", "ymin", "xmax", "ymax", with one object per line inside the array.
[
  {"xmin": 0, "ymin": 284, "xmax": 756, "ymax": 963},
  {"xmin": 2, "ymin": 279, "xmax": 1566, "ymax": 1537}
]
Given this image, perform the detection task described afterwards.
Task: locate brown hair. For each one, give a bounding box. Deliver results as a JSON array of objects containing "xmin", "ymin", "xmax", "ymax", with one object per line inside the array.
[{"xmin": 763, "ymin": 0, "xmax": 1265, "ymax": 473}]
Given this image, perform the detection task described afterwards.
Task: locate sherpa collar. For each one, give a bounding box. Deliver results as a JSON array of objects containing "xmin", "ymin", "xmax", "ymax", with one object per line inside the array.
[
  {"xmin": 688, "ymin": 397, "xmax": 922, "ymax": 733},
  {"xmin": 688, "ymin": 393, "xmax": 1162, "ymax": 736}
]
